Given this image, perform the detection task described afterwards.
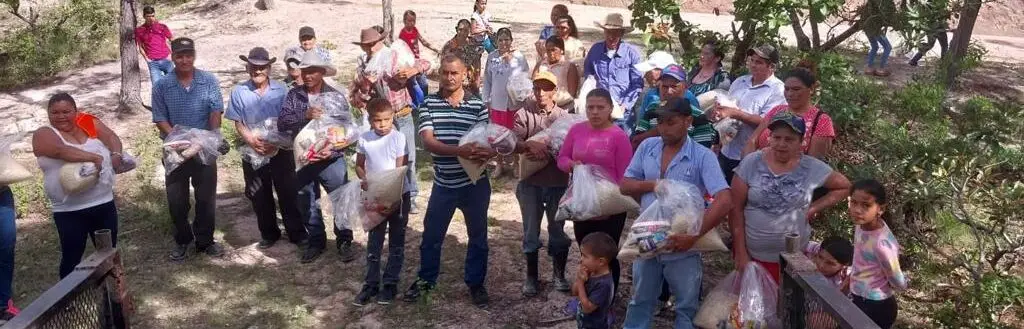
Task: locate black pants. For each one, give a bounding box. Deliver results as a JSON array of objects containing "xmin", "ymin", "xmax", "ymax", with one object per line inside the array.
[
  {"xmin": 718, "ymin": 153, "xmax": 742, "ymax": 184},
  {"xmin": 242, "ymin": 150, "xmax": 307, "ymax": 243},
  {"xmin": 166, "ymin": 158, "xmax": 217, "ymax": 248},
  {"xmin": 573, "ymin": 213, "xmax": 627, "ymax": 293},
  {"xmin": 909, "ymin": 31, "xmax": 949, "ymax": 65},
  {"xmin": 53, "ymin": 201, "xmax": 118, "ymax": 278},
  {"xmin": 853, "ymin": 295, "xmax": 898, "ymax": 329}
]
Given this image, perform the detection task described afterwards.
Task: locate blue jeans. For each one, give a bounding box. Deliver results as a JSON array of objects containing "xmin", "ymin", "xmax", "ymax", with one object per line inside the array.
[
  {"xmin": 417, "ymin": 180, "xmax": 491, "ymax": 286},
  {"xmin": 866, "ymin": 35, "xmax": 892, "ymax": 69},
  {"xmin": 147, "ymin": 58, "xmax": 174, "ymax": 85},
  {"xmin": 0, "ymin": 187, "xmax": 15, "ymax": 303},
  {"xmin": 53, "ymin": 201, "xmax": 119, "ymax": 278},
  {"xmin": 624, "ymin": 253, "xmax": 703, "ymax": 329},
  {"xmin": 515, "ymin": 182, "xmax": 569, "ymax": 255},
  {"xmin": 365, "ymin": 192, "xmax": 411, "ymax": 287},
  {"xmin": 295, "ymin": 156, "xmax": 352, "ymax": 249},
  {"xmin": 395, "ymin": 114, "xmax": 419, "ymax": 198}
]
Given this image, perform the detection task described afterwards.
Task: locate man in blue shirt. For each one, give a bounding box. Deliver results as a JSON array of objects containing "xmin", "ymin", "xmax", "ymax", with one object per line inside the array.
[
  {"xmin": 152, "ymin": 37, "xmax": 225, "ymax": 261},
  {"xmin": 584, "ymin": 13, "xmax": 643, "ymax": 131},
  {"xmin": 619, "ymin": 97, "xmax": 733, "ymax": 329},
  {"xmin": 226, "ymin": 47, "xmax": 307, "ymax": 250}
]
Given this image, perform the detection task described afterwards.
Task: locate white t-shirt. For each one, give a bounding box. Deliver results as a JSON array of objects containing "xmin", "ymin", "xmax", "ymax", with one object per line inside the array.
[{"xmin": 357, "ymin": 129, "xmax": 407, "ymax": 174}]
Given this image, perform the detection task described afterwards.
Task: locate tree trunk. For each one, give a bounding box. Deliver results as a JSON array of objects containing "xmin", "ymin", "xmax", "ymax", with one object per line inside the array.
[
  {"xmin": 789, "ymin": 10, "xmax": 812, "ymax": 51},
  {"xmin": 382, "ymin": 0, "xmax": 394, "ymax": 43},
  {"xmin": 117, "ymin": 0, "xmax": 145, "ymax": 116},
  {"xmin": 816, "ymin": 20, "xmax": 863, "ymax": 51},
  {"xmin": 944, "ymin": 0, "xmax": 981, "ymax": 88},
  {"xmin": 809, "ymin": 0, "xmax": 821, "ymax": 48},
  {"xmin": 730, "ymin": 20, "xmax": 757, "ymax": 77}
]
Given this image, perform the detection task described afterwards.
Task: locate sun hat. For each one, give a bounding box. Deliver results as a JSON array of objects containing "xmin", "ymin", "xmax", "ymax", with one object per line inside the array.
[
  {"xmin": 594, "ymin": 13, "xmax": 635, "ymax": 32},
  {"xmin": 239, "ymin": 47, "xmax": 277, "ymax": 66},
  {"xmin": 634, "ymin": 51, "xmax": 676, "ymax": 73},
  {"xmin": 352, "ymin": 28, "xmax": 386, "ymax": 46},
  {"xmin": 296, "ymin": 51, "xmax": 337, "ymax": 77}
]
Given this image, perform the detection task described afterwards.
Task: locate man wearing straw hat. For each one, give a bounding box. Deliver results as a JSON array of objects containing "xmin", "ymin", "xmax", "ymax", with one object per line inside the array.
[
  {"xmin": 583, "ymin": 13, "xmax": 644, "ymax": 132},
  {"xmin": 226, "ymin": 47, "xmax": 308, "ymax": 250},
  {"xmin": 277, "ymin": 51, "xmax": 358, "ymax": 264},
  {"xmin": 350, "ymin": 27, "xmax": 431, "ymax": 214}
]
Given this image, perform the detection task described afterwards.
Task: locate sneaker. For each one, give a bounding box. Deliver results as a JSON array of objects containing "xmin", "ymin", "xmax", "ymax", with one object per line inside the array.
[
  {"xmin": 353, "ymin": 285, "xmax": 379, "ymax": 306},
  {"xmin": 402, "ymin": 279, "xmax": 434, "ymax": 302},
  {"xmin": 200, "ymin": 243, "xmax": 225, "ymax": 257},
  {"xmin": 169, "ymin": 244, "xmax": 189, "ymax": 261},
  {"xmin": 257, "ymin": 239, "xmax": 278, "ymax": 249},
  {"xmin": 469, "ymin": 285, "xmax": 489, "ymax": 308},
  {"xmin": 301, "ymin": 247, "xmax": 324, "ymax": 263},
  {"xmin": 378, "ymin": 284, "xmax": 397, "ymax": 305},
  {"xmin": 337, "ymin": 241, "xmax": 357, "ymax": 263}
]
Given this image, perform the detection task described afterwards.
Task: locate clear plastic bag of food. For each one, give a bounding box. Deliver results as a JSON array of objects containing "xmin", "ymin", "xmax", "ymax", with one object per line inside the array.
[
  {"xmin": 293, "ymin": 117, "xmax": 359, "ymax": 171},
  {"xmin": 364, "ymin": 166, "xmax": 408, "ymax": 215},
  {"xmin": 330, "ymin": 179, "xmax": 363, "ymax": 232},
  {"xmin": 575, "ymin": 76, "xmax": 623, "ymax": 119},
  {"xmin": 694, "ymin": 262, "xmax": 780, "ymax": 329},
  {"xmin": 555, "ymin": 164, "xmax": 638, "ymax": 221},
  {"xmin": 162, "ymin": 126, "xmax": 224, "ymax": 175},
  {"xmin": 618, "ymin": 180, "xmax": 704, "ymax": 259},
  {"xmin": 0, "ymin": 133, "xmax": 32, "ymax": 185},
  {"xmin": 709, "ymin": 92, "xmax": 741, "ymax": 146},
  {"xmin": 240, "ymin": 118, "xmax": 292, "ymax": 170},
  {"xmin": 506, "ymin": 70, "xmax": 533, "ymax": 108},
  {"xmin": 457, "ymin": 123, "xmax": 518, "ymax": 183},
  {"xmin": 545, "ymin": 114, "xmax": 586, "ymax": 155}
]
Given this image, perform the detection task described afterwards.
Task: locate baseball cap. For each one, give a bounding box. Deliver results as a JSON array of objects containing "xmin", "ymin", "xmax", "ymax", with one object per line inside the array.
[
  {"xmin": 634, "ymin": 51, "xmax": 676, "ymax": 73},
  {"xmin": 645, "ymin": 96, "xmax": 693, "ymax": 120},
  {"xmin": 746, "ymin": 44, "xmax": 780, "ymax": 64},
  {"xmin": 767, "ymin": 111, "xmax": 806, "ymax": 136},
  {"xmin": 170, "ymin": 37, "xmax": 195, "ymax": 54},
  {"xmin": 658, "ymin": 64, "xmax": 687, "ymax": 82},
  {"xmin": 299, "ymin": 26, "xmax": 316, "ymax": 38},
  {"xmin": 533, "ymin": 70, "xmax": 558, "ymax": 87}
]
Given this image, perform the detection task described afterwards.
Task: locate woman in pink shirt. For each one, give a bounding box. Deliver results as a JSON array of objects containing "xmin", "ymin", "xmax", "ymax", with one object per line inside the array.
[{"xmin": 557, "ymin": 88, "xmax": 633, "ymax": 292}]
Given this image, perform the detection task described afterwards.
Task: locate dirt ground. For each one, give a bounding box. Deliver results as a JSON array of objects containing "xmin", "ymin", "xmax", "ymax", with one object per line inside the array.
[{"xmin": 1, "ymin": 0, "xmax": 1023, "ymax": 328}]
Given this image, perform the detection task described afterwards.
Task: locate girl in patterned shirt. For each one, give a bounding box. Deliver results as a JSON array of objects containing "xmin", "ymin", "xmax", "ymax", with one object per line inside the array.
[{"xmin": 848, "ymin": 179, "xmax": 908, "ymax": 329}]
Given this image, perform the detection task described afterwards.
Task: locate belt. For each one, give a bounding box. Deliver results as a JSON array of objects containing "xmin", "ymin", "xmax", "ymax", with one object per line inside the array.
[{"xmin": 396, "ymin": 105, "xmax": 414, "ymax": 118}]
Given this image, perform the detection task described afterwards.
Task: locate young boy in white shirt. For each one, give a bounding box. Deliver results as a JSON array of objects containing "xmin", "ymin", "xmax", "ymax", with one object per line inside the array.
[{"xmin": 353, "ymin": 98, "xmax": 412, "ymax": 306}]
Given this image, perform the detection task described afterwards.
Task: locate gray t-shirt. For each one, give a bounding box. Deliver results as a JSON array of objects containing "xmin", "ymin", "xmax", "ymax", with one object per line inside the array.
[{"xmin": 736, "ymin": 151, "xmax": 832, "ymax": 262}]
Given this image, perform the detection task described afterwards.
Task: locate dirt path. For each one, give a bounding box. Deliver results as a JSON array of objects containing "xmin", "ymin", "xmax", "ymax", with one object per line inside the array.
[{"xmin": 1, "ymin": 0, "xmax": 1022, "ymax": 328}]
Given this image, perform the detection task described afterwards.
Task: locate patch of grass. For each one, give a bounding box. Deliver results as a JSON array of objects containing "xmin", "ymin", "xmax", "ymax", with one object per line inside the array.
[{"xmin": 8, "ymin": 175, "xmax": 47, "ymax": 218}]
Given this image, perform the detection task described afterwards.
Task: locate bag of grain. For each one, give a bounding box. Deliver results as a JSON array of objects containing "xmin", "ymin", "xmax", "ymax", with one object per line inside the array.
[
  {"xmin": 59, "ymin": 162, "xmax": 99, "ymax": 195},
  {"xmin": 517, "ymin": 114, "xmax": 585, "ymax": 179},
  {"xmin": 364, "ymin": 166, "xmax": 408, "ymax": 215},
  {"xmin": 694, "ymin": 262, "xmax": 780, "ymax": 329},
  {"xmin": 330, "ymin": 179, "xmax": 363, "ymax": 232},
  {"xmin": 0, "ymin": 134, "xmax": 31, "ymax": 185},
  {"xmin": 555, "ymin": 164, "xmax": 639, "ymax": 221},
  {"xmin": 293, "ymin": 118, "xmax": 359, "ymax": 171},
  {"xmin": 618, "ymin": 180, "xmax": 729, "ymax": 259},
  {"xmin": 457, "ymin": 123, "xmax": 518, "ymax": 184}
]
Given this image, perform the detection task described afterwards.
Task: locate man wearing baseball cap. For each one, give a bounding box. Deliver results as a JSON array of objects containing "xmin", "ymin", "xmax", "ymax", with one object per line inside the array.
[
  {"xmin": 226, "ymin": 47, "xmax": 308, "ymax": 250},
  {"xmin": 625, "ymin": 50, "xmax": 675, "ymax": 135},
  {"xmin": 152, "ymin": 37, "xmax": 227, "ymax": 261},
  {"xmin": 284, "ymin": 26, "xmax": 332, "ymax": 65},
  {"xmin": 713, "ymin": 44, "xmax": 785, "ymax": 182},
  {"xmin": 631, "ymin": 64, "xmax": 707, "ymax": 149},
  {"xmin": 512, "ymin": 70, "xmax": 572, "ymax": 297},
  {"xmin": 620, "ymin": 96, "xmax": 732, "ymax": 328}
]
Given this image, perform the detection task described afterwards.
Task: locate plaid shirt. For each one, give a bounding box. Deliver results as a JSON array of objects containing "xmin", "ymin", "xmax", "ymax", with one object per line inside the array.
[{"xmin": 151, "ymin": 69, "xmax": 223, "ymax": 131}]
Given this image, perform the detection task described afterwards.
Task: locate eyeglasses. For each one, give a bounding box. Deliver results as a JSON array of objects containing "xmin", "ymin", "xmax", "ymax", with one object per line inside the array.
[{"xmin": 533, "ymin": 85, "xmax": 556, "ymax": 92}]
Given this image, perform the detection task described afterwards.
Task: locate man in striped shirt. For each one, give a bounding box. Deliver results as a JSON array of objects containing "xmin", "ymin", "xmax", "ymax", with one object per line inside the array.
[{"xmin": 404, "ymin": 55, "xmax": 495, "ymax": 308}]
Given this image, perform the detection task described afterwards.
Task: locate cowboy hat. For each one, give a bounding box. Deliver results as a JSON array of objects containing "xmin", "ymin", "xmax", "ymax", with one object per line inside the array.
[
  {"xmin": 594, "ymin": 13, "xmax": 635, "ymax": 32},
  {"xmin": 296, "ymin": 51, "xmax": 337, "ymax": 77},
  {"xmin": 238, "ymin": 47, "xmax": 277, "ymax": 66},
  {"xmin": 352, "ymin": 28, "xmax": 386, "ymax": 46}
]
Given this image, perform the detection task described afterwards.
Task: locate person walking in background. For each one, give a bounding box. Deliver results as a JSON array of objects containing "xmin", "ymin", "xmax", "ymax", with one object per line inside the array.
[
  {"xmin": 226, "ymin": 47, "xmax": 308, "ymax": 250},
  {"xmin": 584, "ymin": 13, "xmax": 643, "ymax": 133},
  {"xmin": 33, "ymin": 93, "xmax": 122, "ymax": 277},
  {"xmin": 686, "ymin": 41, "xmax": 731, "ymax": 97},
  {"xmin": 557, "ymin": 89, "xmax": 634, "ymax": 293},
  {"xmin": 398, "ymin": 10, "xmax": 439, "ymax": 108},
  {"xmin": 713, "ymin": 45, "xmax": 786, "ymax": 183},
  {"xmin": 513, "ymin": 71, "xmax": 572, "ymax": 297},
  {"xmin": 404, "ymin": 55, "xmax": 495, "ymax": 308},
  {"xmin": 285, "ymin": 26, "xmax": 333, "ymax": 64},
  {"xmin": 908, "ymin": 0, "xmax": 951, "ymax": 67},
  {"xmin": 847, "ymin": 179, "xmax": 908, "ymax": 329},
  {"xmin": 135, "ymin": 5, "xmax": 174, "ymax": 85},
  {"xmin": 278, "ymin": 52, "xmax": 357, "ymax": 264},
  {"xmin": 533, "ymin": 36, "xmax": 580, "ymax": 110},
  {"xmin": 152, "ymin": 38, "xmax": 226, "ymax": 261},
  {"xmin": 861, "ymin": 0, "xmax": 896, "ymax": 76}
]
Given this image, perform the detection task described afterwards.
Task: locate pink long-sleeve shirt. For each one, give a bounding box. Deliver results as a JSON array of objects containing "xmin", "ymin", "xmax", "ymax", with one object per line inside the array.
[{"xmin": 556, "ymin": 122, "xmax": 633, "ymax": 183}]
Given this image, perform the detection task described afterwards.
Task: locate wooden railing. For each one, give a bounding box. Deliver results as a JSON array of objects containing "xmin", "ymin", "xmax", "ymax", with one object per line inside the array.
[{"xmin": 1, "ymin": 229, "xmax": 132, "ymax": 329}]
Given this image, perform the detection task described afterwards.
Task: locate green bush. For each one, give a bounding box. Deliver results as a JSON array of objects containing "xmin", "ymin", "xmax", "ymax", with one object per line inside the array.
[{"xmin": 0, "ymin": 0, "xmax": 117, "ymax": 89}]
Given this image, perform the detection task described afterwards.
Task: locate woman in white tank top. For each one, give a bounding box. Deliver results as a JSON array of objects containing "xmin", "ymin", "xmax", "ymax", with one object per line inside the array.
[{"xmin": 31, "ymin": 93, "xmax": 122, "ymax": 278}]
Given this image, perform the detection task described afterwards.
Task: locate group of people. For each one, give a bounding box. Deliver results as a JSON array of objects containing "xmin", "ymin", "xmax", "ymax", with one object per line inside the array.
[
  {"xmin": 861, "ymin": 0, "xmax": 953, "ymax": 76},
  {"xmin": 0, "ymin": 3, "xmax": 909, "ymax": 329}
]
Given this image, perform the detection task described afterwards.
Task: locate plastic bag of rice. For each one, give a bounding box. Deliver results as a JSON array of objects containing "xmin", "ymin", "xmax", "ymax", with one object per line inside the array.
[
  {"xmin": 365, "ymin": 166, "xmax": 408, "ymax": 213},
  {"xmin": 555, "ymin": 164, "xmax": 639, "ymax": 221},
  {"xmin": 59, "ymin": 162, "xmax": 99, "ymax": 195},
  {"xmin": 0, "ymin": 133, "xmax": 32, "ymax": 185},
  {"xmin": 457, "ymin": 123, "xmax": 517, "ymax": 184}
]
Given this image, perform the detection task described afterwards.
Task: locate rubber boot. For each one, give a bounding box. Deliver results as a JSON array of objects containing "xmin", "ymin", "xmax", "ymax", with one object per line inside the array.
[
  {"xmin": 552, "ymin": 250, "xmax": 570, "ymax": 292},
  {"xmin": 523, "ymin": 252, "xmax": 540, "ymax": 297}
]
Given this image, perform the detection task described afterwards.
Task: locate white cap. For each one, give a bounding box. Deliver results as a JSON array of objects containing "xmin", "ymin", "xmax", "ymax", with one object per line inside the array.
[{"xmin": 634, "ymin": 51, "xmax": 677, "ymax": 73}]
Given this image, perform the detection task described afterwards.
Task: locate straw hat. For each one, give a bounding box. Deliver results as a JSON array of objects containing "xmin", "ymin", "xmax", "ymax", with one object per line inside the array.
[{"xmin": 594, "ymin": 13, "xmax": 635, "ymax": 32}]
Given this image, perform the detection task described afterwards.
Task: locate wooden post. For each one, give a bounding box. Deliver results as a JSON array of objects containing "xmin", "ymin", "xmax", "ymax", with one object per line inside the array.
[
  {"xmin": 785, "ymin": 232, "xmax": 800, "ymax": 253},
  {"xmin": 96, "ymin": 229, "xmax": 133, "ymax": 328},
  {"xmin": 94, "ymin": 229, "xmax": 113, "ymax": 251}
]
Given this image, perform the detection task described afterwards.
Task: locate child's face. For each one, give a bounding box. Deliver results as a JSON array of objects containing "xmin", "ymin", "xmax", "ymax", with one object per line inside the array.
[
  {"xmin": 848, "ymin": 190, "xmax": 884, "ymax": 226},
  {"xmin": 404, "ymin": 15, "xmax": 416, "ymax": 28},
  {"xmin": 545, "ymin": 44, "xmax": 564, "ymax": 62},
  {"xmin": 580, "ymin": 246, "xmax": 607, "ymax": 273},
  {"xmin": 812, "ymin": 249, "xmax": 845, "ymax": 277},
  {"xmin": 370, "ymin": 110, "xmax": 395, "ymax": 136}
]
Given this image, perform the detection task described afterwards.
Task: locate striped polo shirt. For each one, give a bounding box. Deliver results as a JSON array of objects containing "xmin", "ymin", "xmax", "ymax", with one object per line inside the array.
[{"xmin": 417, "ymin": 93, "xmax": 489, "ymax": 188}]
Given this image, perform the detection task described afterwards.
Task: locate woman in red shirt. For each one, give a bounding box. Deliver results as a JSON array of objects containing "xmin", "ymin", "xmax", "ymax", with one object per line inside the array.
[{"xmin": 744, "ymin": 59, "xmax": 835, "ymax": 159}]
